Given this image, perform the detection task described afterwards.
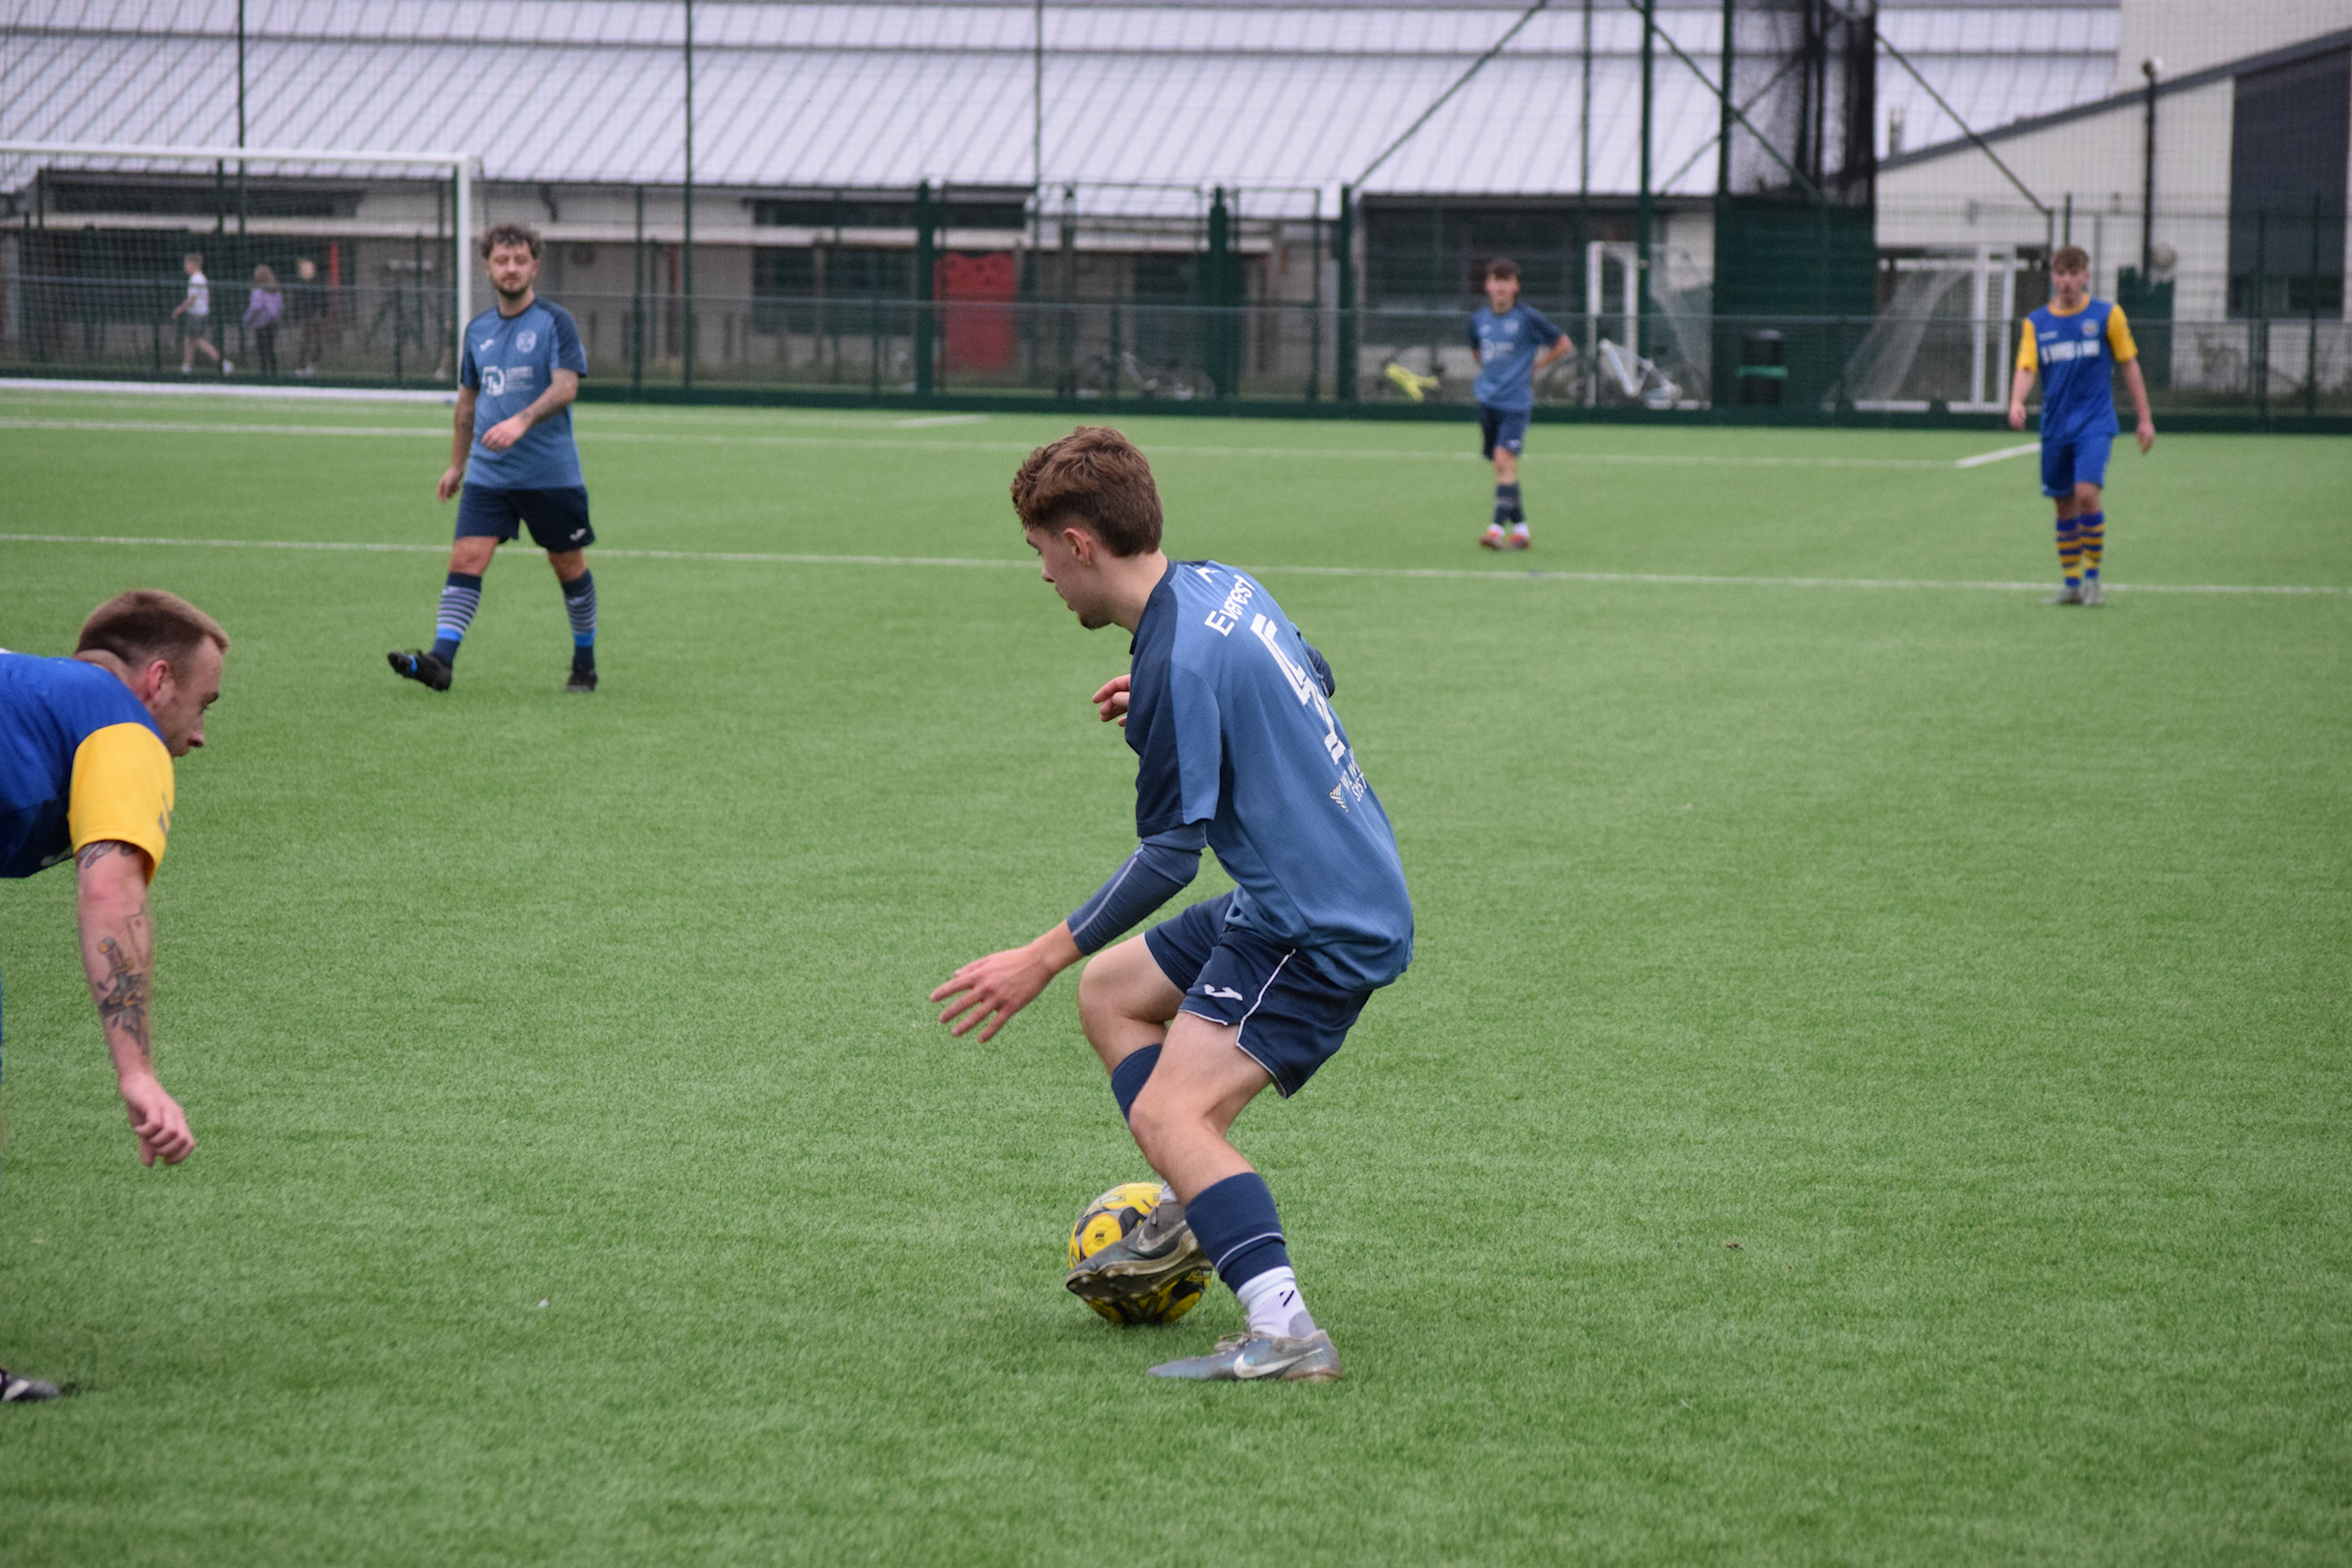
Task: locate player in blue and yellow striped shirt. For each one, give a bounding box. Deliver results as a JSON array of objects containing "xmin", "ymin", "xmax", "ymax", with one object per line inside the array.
[{"xmin": 2008, "ymin": 245, "xmax": 2156, "ymax": 607}]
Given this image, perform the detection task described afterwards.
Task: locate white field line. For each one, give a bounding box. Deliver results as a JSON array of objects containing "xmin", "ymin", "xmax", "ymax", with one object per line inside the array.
[
  {"xmin": 892, "ymin": 413, "xmax": 990, "ymax": 427},
  {"xmin": 1953, "ymin": 441, "xmax": 2042, "ymax": 467},
  {"xmin": 0, "ymin": 415, "xmax": 2029, "ymax": 470},
  {"xmin": 1, "ymin": 532, "xmax": 2338, "ymax": 595},
  {"xmin": 0, "ymin": 376, "xmax": 453, "ymax": 404}
]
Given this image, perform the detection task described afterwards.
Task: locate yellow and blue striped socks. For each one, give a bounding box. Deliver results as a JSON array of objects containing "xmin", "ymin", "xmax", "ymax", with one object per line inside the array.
[
  {"xmin": 2078, "ymin": 511, "xmax": 2105, "ymax": 583},
  {"xmin": 2055, "ymin": 516, "xmax": 2083, "ymax": 590}
]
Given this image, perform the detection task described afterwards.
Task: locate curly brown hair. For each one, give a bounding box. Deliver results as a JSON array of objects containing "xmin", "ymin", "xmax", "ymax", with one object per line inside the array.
[
  {"xmin": 1009, "ymin": 427, "xmax": 1163, "ymax": 557},
  {"xmin": 77, "ymin": 590, "xmax": 230, "ymax": 673},
  {"xmin": 478, "ymin": 222, "xmax": 544, "ymax": 260}
]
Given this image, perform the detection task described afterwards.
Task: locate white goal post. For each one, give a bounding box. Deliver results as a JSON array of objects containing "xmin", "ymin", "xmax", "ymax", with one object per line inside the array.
[{"xmin": 1, "ymin": 141, "xmax": 477, "ymax": 385}]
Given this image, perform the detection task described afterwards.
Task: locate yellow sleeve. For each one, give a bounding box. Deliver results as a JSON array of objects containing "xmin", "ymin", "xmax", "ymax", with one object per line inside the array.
[
  {"xmin": 68, "ymin": 722, "xmax": 175, "ymax": 879},
  {"xmin": 2015, "ymin": 320, "xmax": 2038, "ymax": 373},
  {"xmin": 2106, "ymin": 305, "xmax": 2137, "ymax": 363}
]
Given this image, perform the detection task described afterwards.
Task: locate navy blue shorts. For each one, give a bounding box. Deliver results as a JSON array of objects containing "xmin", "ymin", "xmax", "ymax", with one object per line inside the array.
[
  {"xmin": 456, "ymin": 485, "xmax": 596, "ymax": 552},
  {"xmin": 1143, "ymin": 892, "xmax": 1370, "ymax": 1098},
  {"xmin": 1478, "ymin": 404, "xmax": 1531, "ymax": 459},
  {"xmin": 2041, "ymin": 432, "xmax": 2112, "ymax": 498}
]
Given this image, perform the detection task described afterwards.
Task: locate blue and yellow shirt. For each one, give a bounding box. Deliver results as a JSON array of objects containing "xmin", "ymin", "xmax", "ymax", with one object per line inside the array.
[
  {"xmin": 2018, "ymin": 298, "xmax": 2137, "ymax": 444},
  {"xmin": 0, "ymin": 654, "xmax": 173, "ymax": 879}
]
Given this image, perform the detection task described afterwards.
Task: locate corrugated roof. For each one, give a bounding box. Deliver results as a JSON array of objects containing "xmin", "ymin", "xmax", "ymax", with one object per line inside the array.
[{"xmin": 3, "ymin": 1, "xmax": 2118, "ymax": 203}]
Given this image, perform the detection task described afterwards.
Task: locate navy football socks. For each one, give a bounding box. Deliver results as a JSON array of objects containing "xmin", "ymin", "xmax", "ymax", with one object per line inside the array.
[
  {"xmin": 1109, "ymin": 1043, "xmax": 1161, "ymax": 1121},
  {"xmin": 1493, "ymin": 483, "xmax": 1520, "ymax": 528},
  {"xmin": 1185, "ymin": 1171, "xmax": 1293, "ymax": 1292},
  {"xmin": 563, "ymin": 570, "xmax": 597, "ymax": 668},
  {"xmin": 433, "ymin": 572, "xmax": 482, "ymax": 664}
]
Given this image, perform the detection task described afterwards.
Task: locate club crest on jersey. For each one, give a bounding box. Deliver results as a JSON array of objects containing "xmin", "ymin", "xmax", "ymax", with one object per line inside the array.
[
  {"xmin": 517, "ymin": 329, "xmax": 538, "ymax": 352},
  {"xmin": 2082, "ymin": 320, "xmax": 2099, "ymax": 337}
]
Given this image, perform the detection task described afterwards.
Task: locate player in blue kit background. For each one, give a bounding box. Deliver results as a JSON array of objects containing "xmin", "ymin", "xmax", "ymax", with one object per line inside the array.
[
  {"xmin": 389, "ymin": 222, "xmax": 601, "ymax": 692},
  {"xmin": 1468, "ymin": 258, "xmax": 1573, "ymax": 551},
  {"xmin": 1, "ymin": 591, "xmax": 228, "ymax": 1403},
  {"xmin": 932, "ymin": 427, "xmax": 1413, "ymax": 1382},
  {"xmin": 2008, "ymin": 245, "xmax": 2155, "ymax": 607}
]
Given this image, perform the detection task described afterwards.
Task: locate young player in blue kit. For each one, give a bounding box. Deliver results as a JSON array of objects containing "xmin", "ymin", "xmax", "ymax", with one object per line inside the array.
[
  {"xmin": 2008, "ymin": 245, "xmax": 2156, "ymax": 607},
  {"xmin": 389, "ymin": 223, "xmax": 601, "ymax": 692},
  {"xmin": 932, "ymin": 427, "xmax": 1414, "ymax": 1382},
  {"xmin": 1469, "ymin": 259, "xmax": 1573, "ymax": 550}
]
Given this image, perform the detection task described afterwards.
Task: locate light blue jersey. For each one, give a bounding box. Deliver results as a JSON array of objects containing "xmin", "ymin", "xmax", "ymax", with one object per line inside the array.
[
  {"xmin": 458, "ymin": 298, "xmax": 588, "ymax": 489},
  {"xmin": 1125, "ymin": 561, "xmax": 1414, "ymax": 991},
  {"xmin": 1468, "ymin": 302, "xmax": 1565, "ymax": 412}
]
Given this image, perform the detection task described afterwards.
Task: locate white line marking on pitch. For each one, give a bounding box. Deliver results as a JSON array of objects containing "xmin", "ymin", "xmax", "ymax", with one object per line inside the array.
[
  {"xmin": 0, "ymin": 376, "xmax": 453, "ymax": 404},
  {"xmin": 1954, "ymin": 442, "xmax": 2042, "ymax": 467},
  {"xmin": 892, "ymin": 414, "xmax": 989, "ymax": 427},
  {"xmin": 2, "ymin": 533, "xmax": 2337, "ymax": 596},
  {"xmin": 0, "ymin": 417, "xmax": 2004, "ymax": 470}
]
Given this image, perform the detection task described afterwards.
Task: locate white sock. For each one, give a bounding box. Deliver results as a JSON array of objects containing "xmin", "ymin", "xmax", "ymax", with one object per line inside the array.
[{"xmin": 1235, "ymin": 1266, "xmax": 1317, "ymax": 1340}]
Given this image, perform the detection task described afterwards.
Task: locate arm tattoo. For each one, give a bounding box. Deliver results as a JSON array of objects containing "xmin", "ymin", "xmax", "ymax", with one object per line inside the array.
[
  {"xmin": 95, "ymin": 936, "xmax": 151, "ymax": 1062},
  {"xmin": 76, "ymin": 840, "xmax": 137, "ymax": 870}
]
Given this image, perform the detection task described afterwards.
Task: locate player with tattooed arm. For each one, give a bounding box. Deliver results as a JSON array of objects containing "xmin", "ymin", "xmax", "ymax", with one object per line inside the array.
[{"xmin": 0, "ymin": 590, "xmax": 227, "ymax": 1402}]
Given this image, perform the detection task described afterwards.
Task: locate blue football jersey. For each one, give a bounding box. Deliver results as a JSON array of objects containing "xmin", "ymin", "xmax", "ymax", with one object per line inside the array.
[
  {"xmin": 1125, "ymin": 562, "xmax": 1414, "ymax": 991},
  {"xmin": 2019, "ymin": 299, "xmax": 2137, "ymax": 445},
  {"xmin": 0, "ymin": 653, "xmax": 173, "ymax": 879},
  {"xmin": 458, "ymin": 298, "xmax": 588, "ymax": 489},
  {"xmin": 1468, "ymin": 303, "xmax": 1565, "ymax": 412}
]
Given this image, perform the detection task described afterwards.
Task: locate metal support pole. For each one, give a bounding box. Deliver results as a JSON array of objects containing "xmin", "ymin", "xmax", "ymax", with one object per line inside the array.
[
  {"xmin": 1636, "ymin": 0, "xmax": 1655, "ymax": 339},
  {"xmin": 2140, "ymin": 59, "xmax": 2159, "ymax": 278},
  {"xmin": 1307, "ymin": 189, "xmax": 1323, "ymax": 402},
  {"xmin": 454, "ymin": 158, "xmax": 471, "ymax": 383},
  {"xmin": 914, "ymin": 179, "xmax": 936, "ymax": 395},
  {"xmin": 2253, "ymin": 207, "xmax": 2268, "ymax": 422},
  {"xmin": 631, "ymin": 184, "xmax": 644, "ymax": 395},
  {"xmin": 1335, "ymin": 185, "xmax": 1357, "ymax": 402},
  {"xmin": 2309, "ymin": 192, "xmax": 2322, "ymax": 419},
  {"xmin": 682, "ymin": 0, "xmax": 695, "ymax": 388}
]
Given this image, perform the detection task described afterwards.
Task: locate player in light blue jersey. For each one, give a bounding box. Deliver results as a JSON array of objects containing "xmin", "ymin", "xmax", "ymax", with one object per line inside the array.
[
  {"xmin": 2008, "ymin": 245, "xmax": 2155, "ymax": 608},
  {"xmin": 934, "ymin": 427, "xmax": 1414, "ymax": 1382},
  {"xmin": 389, "ymin": 223, "xmax": 602, "ymax": 693},
  {"xmin": 1468, "ymin": 258, "xmax": 1573, "ymax": 551}
]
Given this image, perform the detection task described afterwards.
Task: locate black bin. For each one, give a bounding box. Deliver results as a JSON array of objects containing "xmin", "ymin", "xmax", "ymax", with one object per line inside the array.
[{"xmin": 1737, "ymin": 330, "xmax": 1788, "ymax": 405}]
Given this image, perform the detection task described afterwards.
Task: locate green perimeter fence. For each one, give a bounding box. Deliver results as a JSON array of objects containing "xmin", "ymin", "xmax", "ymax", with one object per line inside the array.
[{"xmin": 8, "ymin": 275, "xmax": 2351, "ymax": 427}]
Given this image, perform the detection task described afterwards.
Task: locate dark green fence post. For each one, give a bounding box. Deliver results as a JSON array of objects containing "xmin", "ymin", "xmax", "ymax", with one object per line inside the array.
[
  {"xmin": 1336, "ymin": 184, "xmax": 1357, "ymax": 403},
  {"xmin": 914, "ymin": 180, "xmax": 936, "ymax": 396},
  {"xmin": 1205, "ymin": 186, "xmax": 1233, "ymax": 398}
]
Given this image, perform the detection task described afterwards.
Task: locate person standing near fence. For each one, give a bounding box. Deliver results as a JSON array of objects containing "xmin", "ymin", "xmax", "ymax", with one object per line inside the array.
[
  {"xmin": 1467, "ymin": 260, "xmax": 1572, "ymax": 551},
  {"xmin": 389, "ymin": 222, "xmax": 599, "ymax": 695},
  {"xmin": 2008, "ymin": 245, "xmax": 2156, "ymax": 608},
  {"xmin": 171, "ymin": 253, "xmax": 229, "ymax": 377},
  {"xmin": 244, "ymin": 265, "xmax": 284, "ymax": 379},
  {"xmin": 289, "ymin": 257, "xmax": 329, "ymax": 377}
]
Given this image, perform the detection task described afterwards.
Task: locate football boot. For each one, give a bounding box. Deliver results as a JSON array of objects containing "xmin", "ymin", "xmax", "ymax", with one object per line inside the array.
[
  {"xmin": 1, "ymin": 1368, "xmax": 62, "ymax": 1402},
  {"xmin": 1502, "ymin": 528, "xmax": 1532, "ymax": 551},
  {"xmin": 1148, "ymin": 1327, "xmax": 1343, "ymax": 1382},
  {"xmin": 388, "ymin": 649, "xmax": 454, "ymax": 690},
  {"xmin": 565, "ymin": 663, "xmax": 598, "ymax": 694},
  {"xmin": 1065, "ymin": 1183, "xmax": 1204, "ymax": 1309},
  {"xmin": 1479, "ymin": 525, "xmax": 1507, "ymax": 550},
  {"xmin": 2044, "ymin": 585, "xmax": 2084, "ymax": 606},
  {"xmin": 2081, "ymin": 580, "xmax": 2105, "ymax": 607}
]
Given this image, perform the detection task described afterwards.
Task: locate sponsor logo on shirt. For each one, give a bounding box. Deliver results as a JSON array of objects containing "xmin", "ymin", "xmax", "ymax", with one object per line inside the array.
[
  {"xmin": 1203, "ymin": 570, "xmax": 1255, "ymax": 637},
  {"xmin": 482, "ymin": 366, "xmax": 506, "ymax": 396},
  {"xmin": 506, "ymin": 365, "xmax": 534, "ymax": 388}
]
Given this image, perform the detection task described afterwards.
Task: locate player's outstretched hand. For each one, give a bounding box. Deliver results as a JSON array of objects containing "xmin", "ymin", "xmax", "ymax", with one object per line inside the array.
[
  {"xmin": 1093, "ymin": 674, "xmax": 1132, "ymax": 727},
  {"xmin": 119, "ymin": 1074, "xmax": 194, "ymax": 1166},
  {"xmin": 437, "ymin": 464, "xmax": 466, "ymax": 502},
  {"xmin": 2137, "ymin": 418, "xmax": 2155, "ymax": 454},
  {"xmin": 481, "ymin": 414, "xmax": 532, "ymax": 452},
  {"xmin": 931, "ymin": 948, "xmax": 1055, "ymax": 1041},
  {"xmin": 931, "ymin": 926, "xmax": 1082, "ymax": 1042}
]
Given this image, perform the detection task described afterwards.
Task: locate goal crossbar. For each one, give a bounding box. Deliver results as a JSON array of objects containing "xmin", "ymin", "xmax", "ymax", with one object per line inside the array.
[{"xmin": 2, "ymin": 141, "xmax": 478, "ymax": 388}]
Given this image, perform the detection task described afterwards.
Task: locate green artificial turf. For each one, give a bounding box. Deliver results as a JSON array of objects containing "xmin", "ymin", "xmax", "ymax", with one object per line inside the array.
[{"xmin": 1, "ymin": 392, "xmax": 2347, "ymax": 1564}]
